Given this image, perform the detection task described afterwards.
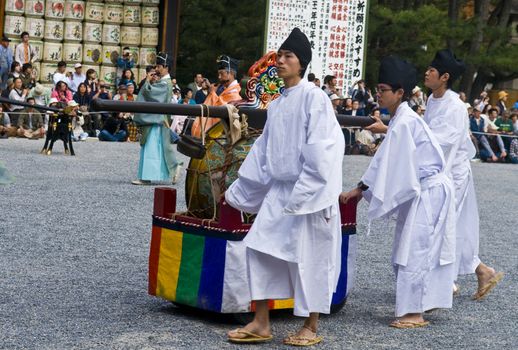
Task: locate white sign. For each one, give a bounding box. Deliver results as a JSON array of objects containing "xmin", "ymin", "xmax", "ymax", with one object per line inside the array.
[{"xmin": 265, "ymin": 0, "xmax": 368, "ymax": 96}]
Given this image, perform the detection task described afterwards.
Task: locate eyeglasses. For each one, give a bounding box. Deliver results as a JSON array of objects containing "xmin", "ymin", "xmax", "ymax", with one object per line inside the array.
[{"xmin": 377, "ymin": 87, "xmax": 393, "ymax": 93}]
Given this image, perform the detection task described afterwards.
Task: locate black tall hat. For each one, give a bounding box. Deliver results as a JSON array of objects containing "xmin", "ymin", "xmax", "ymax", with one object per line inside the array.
[
  {"xmin": 217, "ymin": 55, "xmax": 239, "ymax": 73},
  {"xmin": 430, "ymin": 49, "xmax": 466, "ymax": 82},
  {"xmin": 156, "ymin": 52, "xmax": 171, "ymax": 67},
  {"xmin": 378, "ymin": 56, "xmax": 417, "ymax": 96},
  {"xmin": 279, "ymin": 28, "xmax": 312, "ymax": 73}
]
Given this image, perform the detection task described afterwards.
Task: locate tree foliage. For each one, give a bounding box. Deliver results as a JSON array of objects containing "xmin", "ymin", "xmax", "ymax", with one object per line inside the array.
[{"xmin": 176, "ymin": 0, "xmax": 517, "ymax": 100}]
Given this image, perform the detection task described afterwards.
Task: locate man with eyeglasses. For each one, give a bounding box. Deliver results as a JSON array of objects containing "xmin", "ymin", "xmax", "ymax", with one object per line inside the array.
[{"xmin": 132, "ymin": 52, "xmax": 182, "ymax": 186}]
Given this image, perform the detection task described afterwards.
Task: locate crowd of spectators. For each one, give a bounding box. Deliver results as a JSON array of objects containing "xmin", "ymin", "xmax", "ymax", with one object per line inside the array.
[{"xmin": 1, "ymin": 31, "xmax": 517, "ymax": 164}]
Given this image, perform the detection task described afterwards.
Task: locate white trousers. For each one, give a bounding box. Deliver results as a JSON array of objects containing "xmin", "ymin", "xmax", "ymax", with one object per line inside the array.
[
  {"xmin": 246, "ymin": 248, "xmax": 335, "ymax": 317},
  {"xmin": 394, "ymin": 184, "xmax": 455, "ymax": 317}
]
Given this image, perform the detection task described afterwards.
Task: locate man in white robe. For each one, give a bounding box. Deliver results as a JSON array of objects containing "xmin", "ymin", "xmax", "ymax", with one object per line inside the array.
[
  {"xmin": 423, "ymin": 49, "xmax": 503, "ymax": 299},
  {"xmin": 341, "ymin": 56, "xmax": 456, "ymax": 328},
  {"xmin": 225, "ymin": 28, "xmax": 344, "ymax": 346}
]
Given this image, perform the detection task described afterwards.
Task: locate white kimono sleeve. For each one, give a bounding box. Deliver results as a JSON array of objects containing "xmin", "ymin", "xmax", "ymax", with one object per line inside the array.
[
  {"xmin": 426, "ymin": 103, "xmax": 466, "ymax": 163},
  {"xmin": 284, "ymin": 91, "xmax": 340, "ymax": 215},
  {"xmin": 225, "ymin": 122, "xmax": 272, "ymax": 214}
]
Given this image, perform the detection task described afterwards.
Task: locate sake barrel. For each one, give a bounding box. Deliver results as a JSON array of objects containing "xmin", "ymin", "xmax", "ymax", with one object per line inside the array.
[
  {"xmin": 31, "ymin": 61, "xmax": 41, "ymax": 80},
  {"xmin": 141, "ymin": 27, "xmax": 158, "ymax": 47},
  {"xmin": 124, "ymin": 0, "xmax": 142, "ymax": 4},
  {"xmin": 104, "ymin": 0, "xmax": 121, "ymax": 2},
  {"xmin": 104, "ymin": 3, "xmax": 124, "ymax": 24},
  {"xmin": 63, "ymin": 42, "xmax": 82, "ymax": 63},
  {"xmin": 83, "ymin": 43, "xmax": 102, "ymax": 64},
  {"xmin": 31, "ymin": 40, "xmax": 44, "ymax": 61},
  {"xmin": 102, "ymin": 24, "xmax": 121, "ymax": 44},
  {"xmin": 81, "ymin": 64, "xmax": 99, "ymax": 77},
  {"xmin": 5, "ymin": 0, "xmax": 25, "ymax": 15},
  {"xmin": 64, "ymin": 21, "xmax": 82, "ymax": 42},
  {"xmin": 142, "ymin": 0, "xmax": 160, "ymax": 4},
  {"xmin": 3, "ymin": 16, "xmax": 26, "ymax": 39},
  {"xmin": 123, "ymin": 5, "xmax": 141, "ymax": 25},
  {"xmin": 84, "ymin": 2, "xmax": 104, "ymax": 23},
  {"xmin": 121, "ymin": 26, "xmax": 140, "ymax": 46},
  {"xmin": 10, "ymin": 39, "xmax": 21, "ymax": 52},
  {"xmin": 102, "ymin": 45, "xmax": 120, "ymax": 65},
  {"xmin": 139, "ymin": 47, "xmax": 156, "ymax": 66},
  {"xmin": 100, "ymin": 65, "xmax": 117, "ymax": 87},
  {"xmin": 44, "ymin": 20, "xmax": 64, "ymax": 42},
  {"xmin": 83, "ymin": 22, "xmax": 102, "ymax": 43},
  {"xmin": 40, "ymin": 62, "xmax": 58, "ymax": 83},
  {"xmin": 25, "ymin": 18, "xmax": 45, "ymax": 39},
  {"xmin": 64, "ymin": 0, "xmax": 85, "ymax": 20},
  {"xmin": 45, "ymin": 0, "xmax": 65, "ymax": 19},
  {"xmin": 25, "ymin": 0, "xmax": 46, "ymax": 17},
  {"xmin": 141, "ymin": 6, "xmax": 159, "ymax": 27},
  {"xmin": 42, "ymin": 42, "xmax": 63, "ymax": 61},
  {"xmin": 127, "ymin": 46, "xmax": 139, "ymax": 65}
]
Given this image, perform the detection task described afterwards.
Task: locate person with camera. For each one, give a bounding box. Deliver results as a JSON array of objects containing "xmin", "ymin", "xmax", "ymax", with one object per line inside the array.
[
  {"xmin": 20, "ymin": 63, "xmax": 36, "ymax": 90},
  {"xmin": 116, "ymin": 47, "xmax": 135, "ymax": 86}
]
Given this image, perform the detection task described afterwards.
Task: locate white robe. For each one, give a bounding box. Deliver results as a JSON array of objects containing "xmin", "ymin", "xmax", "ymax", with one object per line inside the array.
[
  {"xmin": 425, "ymin": 90, "xmax": 481, "ymax": 277},
  {"xmin": 361, "ymin": 102, "xmax": 456, "ymax": 317},
  {"xmin": 225, "ymin": 80, "xmax": 345, "ymax": 316}
]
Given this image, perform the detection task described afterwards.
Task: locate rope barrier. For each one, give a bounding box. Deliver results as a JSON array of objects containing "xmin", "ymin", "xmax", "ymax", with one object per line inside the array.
[{"xmin": 471, "ymin": 131, "xmax": 518, "ymax": 139}]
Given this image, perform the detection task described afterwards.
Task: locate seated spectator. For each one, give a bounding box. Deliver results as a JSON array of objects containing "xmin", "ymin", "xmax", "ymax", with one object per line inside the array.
[
  {"xmin": 314, "ymin": 78, "xmax": 321, "ymax": 87},
  {"xmin": 44, "ymin": 98, "xmax": 60, "ymax": 131},
  {"xmin": 409, "ymin": 86, "xmax": 426, "ymax": 109},
  {"xmin": 113, "ymin": 84, "xmax": 128, "ymax": 101},
  {"xmin": 84, "ymin": 68, "xmax": 99, "ymax": 97},
  {"xmin": 116, "ymin": 47, "xmax": 135, "ymax": 85},
  {"xmin": 470, "ymin": 106, "xmax": 504, "ymax": 162},
  {"xmin": 0, "ymin": 105, "xmax": 16, "ymax": 138},
  {"xmin": 350, "ymin": 80, "xmax": 371, "ymax": 110},
  {"xmin": 509, "ymin": 138, "xmax": 518, "ymax": 164},
  {"xmin": 329, "ymin": 94, "xmax": 344, "ymax": 114},
  {"xmin": 113, "ymin": 83, "xmax": 135, "ymax": 120},
  {"xmin": 98, "ymin": 114, "xmax": 128, "ymax": 142},
  {"xmin": 194, "ymin": 78, "xmax": 210, "ymax": 104},
  {"xmin": 342, "ymin": 97, "xmax": 353, "ymax": 114},
  {"xmin": 73, "ymin": 82, "xmax": 91, "ymax": 109},
  {"xmin": 171, "ymin": 77, "xmax": 181, "ymax": 91},
  {"xmin": 68, "ymin": 100, "xmax": 88, "ymax": 142},
  {"xmin": 120, "ymin": 69, "xmax": 137, "ymax": 91},
  {"xmin": 511, "ymin": 112, "xmax": 518, "ymax": 135},
  {"xmin": 29, "ymin": 83, "xmax": 51, "ymax": 107},
  {"xmin": 355, "ymin": 109, "xmax": 383, "ymax": 155},
  {"xmin": 17, "ymin": 97, "xmax": 44, "ymax": 139},
  {"xmin": 8, "ymin": 77, "xmax": 28, "ymax": 124},
  {"xmin": 92, "ymin": 81, "xmax": 113, "ymax": 126},
  {"xmin": 125, "ymin": 83, "xmax": 136, "ymax": 101},
  {"xmin": 53, "ymin": 61, "xmax": 72, "ymax": 86},
  {"xmin": 495, "ymin": 111, "xmax": 514, "ymax": 134},
  {"xmin": 322, "ymin": 75, "xmax": 338, "ymax": 96},
  {"xmin": 51, "ymin": 81, "xmax": 73, "ymax": 104},
  {"xmin": 178, "ymin": 88, "xmax": 195, "ymax": 104},
  {"xmin": 344, "ymin": 100, "xmax": 365, "ymax": 116},
  {"xmin": 69, "ymin": 63, "xmax": 85, "ymax": 94},
  {"xmin": 411, "ymin": 104, "xmax": 424, "ymax": 117},
  {"xmin": 8, "ymin": 61, "xmax": 20, "ymax": 80},
  {"xmin": 20, "ymin": 63, "xmax": 35, "ymax": 90},
  {"xmin": 171, "ymin": 88, "xmax": 181, "ymax": 103}
]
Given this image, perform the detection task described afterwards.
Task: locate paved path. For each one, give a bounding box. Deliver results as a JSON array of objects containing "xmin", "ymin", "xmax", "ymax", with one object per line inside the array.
[{"xmin": 0, "ymin": 139, "xmax": 516, "ymax": 349}]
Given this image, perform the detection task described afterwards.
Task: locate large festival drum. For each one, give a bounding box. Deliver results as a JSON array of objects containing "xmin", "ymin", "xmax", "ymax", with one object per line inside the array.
[
  {"xmin": 25, "ymin": 0, "xmax": 45, "ymax": 17},
  {"xmin": 45, "ymin": 0, "xmax": 65, "ymax": 19},
  {"xmin": 25, "ymin": 18, "xmax": 45, "ymax": 39}
]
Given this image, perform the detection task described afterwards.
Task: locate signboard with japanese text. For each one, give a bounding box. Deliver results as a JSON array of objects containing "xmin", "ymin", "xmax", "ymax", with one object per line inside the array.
[{"xmin": 265, "ymin": 0, "xmax": 368, "ymax": 96}]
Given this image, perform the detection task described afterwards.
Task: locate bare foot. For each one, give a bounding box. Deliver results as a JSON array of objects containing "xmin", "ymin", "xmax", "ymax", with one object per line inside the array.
[
  {"xmin": 227, "ymin": 320, "xmax": 271, "ymax": 340},
  {"xmin": 283, "ymin": 325, "xmax": 320, "ymax": 345},
  {"xmin": 475, "ymin": 263, "xmax": 502, "ymax": 292},
  {"xmin": 491, "ymin": 155, "xmax": 498, "ymax": 162},
  {"xmin": 397, "ymin": 313, "xmax": 425, "ymax": 324},
  {"xmin": 501, "ymin": 151, "xmax": 507, "ymax": 159}
]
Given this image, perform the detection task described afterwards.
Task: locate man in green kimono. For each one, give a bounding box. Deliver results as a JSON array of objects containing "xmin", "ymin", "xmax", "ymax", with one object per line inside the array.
[{"xmin": 131, "ymin": 52, "xmax": 182, "ymax": 185}]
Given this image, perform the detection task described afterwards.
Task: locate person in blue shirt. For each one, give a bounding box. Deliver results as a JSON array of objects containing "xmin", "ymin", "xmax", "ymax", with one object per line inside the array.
[
  {"xmin": 120, "ymin": 69, "xmax": 137, "ymax": 92},
  {"xmin": 0, "ymin": 36, "xmax": 14, "ymax": 92},
  {"xmin": 116, "ymin": 47, "xmax": 135, "ymax": 86},
  {"xmin": 178, "ymin": 88, "xmax": 196, "ymax": 105}
]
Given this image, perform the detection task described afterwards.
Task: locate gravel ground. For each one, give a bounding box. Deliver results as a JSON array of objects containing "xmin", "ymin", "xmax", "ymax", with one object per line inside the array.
[{"xmin": 0, "ymin": 138, "xmax": 516, "ymax": 350}]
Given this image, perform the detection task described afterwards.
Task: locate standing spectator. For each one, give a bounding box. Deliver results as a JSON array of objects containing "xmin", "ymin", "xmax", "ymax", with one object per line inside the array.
[
  {"xmin": 119, "ymin": 69, "xmax": 136, "ymax": 90},
  {"xmin": 322, "ymin": 75, "xmax": 337, "ymax": 96},
  {"xmin": 344, "ymin": 100, "xmax": 365, "ymax": 116},
  {"xmin": 171, "ymin": 88, "xmax": 180, "ymax": 103},
  {"xmin": 178, "ymin": 88, "xmax": 195, "ymax": 104},
  {"xmin": 194, "ymin": 78, "xmax": 210, "ymax": 104},
  {"xmin": 0, "ymin": 105, "xmax": 16, "ymax": 138},
  {"xmin": 19, "ymin": 63, "xmax": 36, "ymax": 90},
  {"xmin": 29, "ymin": 83, "xmax": 51, "ymax": 107},
  {"xmin": 69, "ymin": 63, "xmax": 85, "ymax": 93},
  {"xmin": 496, "ymin": 90, "xmax": 508, "ymax": 114},
  {"xmin": 408, "ymin": 86, "xmax": 426, "ymax": 109},
  {"xmin": 187, "ymin": 73, "xmax": 203, "ymax": 96},
  {"xmin": 53, "ymin": 61, "xmax": 72, "ymax": 86},
  {"xmin": 307, "ymin": 73, "xmax": 316, "ymax": 83},
  {"xmin": 116, "ymin": 47, "xmax": 135, "ymax": 85},
  {"xmin": 314, "ymin": 78, "xmax": 321, "ymax": 87},
  {"xmin": 349, "ymin": 80, "xmax": 371, "ymax": 110},
  {"xmin": 84, "ymin": 68, "xmax": 99, "ymax": 97},
  {"xmin": 329, "ymin": 94, "xmax": 344, "ymax": 114},
  {"xmin": 51, "ymin": 81, "xmax": 73, "ymax": 104},
  {"xmin": 171, "ymin": 78, "xmax": 181, "ymax": 91},
  {"xmin": 17, "ymin": 97, "xmax": 44, "ymax": 139},
  {"xmin": 8, "ymin": 62, "xmax": 21, "ymax": 80},
  {"xmin": 14, "ymin": 32, "xmax": 37, "ymax": 65},
  {"xmin": 138, "ymin": 66, "xmax": 155, "ymax": 91},
  {"xmin": 0, "ymin": 36, "xmax": 14, "ymax": 92},
  {"xmin": 470, "ymin": 106, "xmax": 502, "ymax": 162}
]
